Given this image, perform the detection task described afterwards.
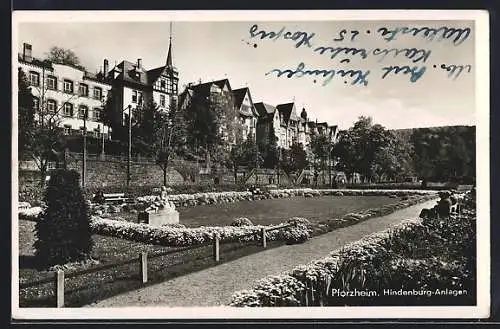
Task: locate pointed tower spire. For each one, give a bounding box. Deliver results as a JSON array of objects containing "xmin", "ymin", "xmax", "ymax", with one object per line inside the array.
[{"xmin": 166, "ymin": 22, "xmax": 173, "ymax": 69}]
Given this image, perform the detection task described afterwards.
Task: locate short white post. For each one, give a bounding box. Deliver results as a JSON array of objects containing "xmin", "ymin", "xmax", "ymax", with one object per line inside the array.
[
  {"xmin": 140, "ymin": 251, "xmax": 148, "ymax": 283},
  {"xmin": 55, "ymin": 270, "xmax": 64, "ymax": 308},
  {"xmin": 261, "ymin": 227, "xmax": 267, "ymax": 248},
  {"xmin": 213, "ymin": 234, "xmax": 220, "ymax": 262}
]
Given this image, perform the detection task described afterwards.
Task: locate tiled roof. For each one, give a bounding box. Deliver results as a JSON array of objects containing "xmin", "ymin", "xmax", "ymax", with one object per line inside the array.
[
  {"xmin": 115, "ymin": 60, "xmax": 150, "ymax": 87},
  {"xmin": 276, "ymin": 102, "xmax": 299, "ymax": 123},
  {"xmin": 147, "ymin": 66, "xmax": 165, "ymax": 84},
  {"xmin": 232, "ymin": 88, "xmax": 247, "ymax": 109},
  {"xmin": 147, "ymin": 65, "xmax": 178, "ymax": 84},
  {"xmin": 191, "ymin": 79, "xmax": 231, "ymax": 95},
  {"xmin": 233, "ymin": 87, "xmax": 257, "ymax": 117},
  {"xmin": 254, "ymin": 102, "xmax": 276, "ymax": 117}
]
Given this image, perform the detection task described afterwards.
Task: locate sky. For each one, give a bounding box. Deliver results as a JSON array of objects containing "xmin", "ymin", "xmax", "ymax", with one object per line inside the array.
[{"xmin": 15, "ymin": 14, "xmax": 476, "ymax": 130}]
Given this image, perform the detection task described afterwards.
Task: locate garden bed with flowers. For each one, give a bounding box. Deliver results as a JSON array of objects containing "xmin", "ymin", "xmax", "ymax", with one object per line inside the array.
[
  {"xmin": 17, "ymin": 190, "xmax": 437, "ymax": 307},
  {"xmin": 19, "ymin": 192, "xmax": 436, "ymax": 248},
  {"xmin": 89, "ymin": 193, "xmax": 435, "ymax": 247},
  {"xmin": 229, "ymin": 191, "xmax": 476, "ymax": 307}
]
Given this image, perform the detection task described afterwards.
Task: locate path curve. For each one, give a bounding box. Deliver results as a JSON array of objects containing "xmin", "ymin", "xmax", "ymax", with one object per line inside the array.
[{"xmin": 88, "ymin": 199, "xmax": 437, "ymax": 307}]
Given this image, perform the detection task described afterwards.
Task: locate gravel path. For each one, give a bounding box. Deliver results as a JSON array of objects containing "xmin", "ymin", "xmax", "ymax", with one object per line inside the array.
[{"xmin": 88, "ymin": 199, "xmax": 438, "ymax": 308}]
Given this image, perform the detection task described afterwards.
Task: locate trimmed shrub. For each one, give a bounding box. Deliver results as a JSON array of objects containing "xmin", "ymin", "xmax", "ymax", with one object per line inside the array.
[
  {"xmin": 34, "ymin": 170, "xmax": 93, "ymax": 267},
  {"xmin": 231, "ymin": 217, "xmax": 254, "ymax": 227},
  {"xmin": 287, "ymin": 217, "xmax": 312, "ymax": 227},
  {"xmin": 280, "ymin": 224, "xmax": 310, "ymax": 245}
]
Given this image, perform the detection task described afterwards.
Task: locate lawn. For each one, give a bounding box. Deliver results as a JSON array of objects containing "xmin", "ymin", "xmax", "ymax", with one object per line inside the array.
[
  {"xmin": 116, "ymin": 195, "xmax": 397, "ymax": 227},
  {"xmin": 18, "ymin": 195, "xmax": 400, "ymax": 307}
]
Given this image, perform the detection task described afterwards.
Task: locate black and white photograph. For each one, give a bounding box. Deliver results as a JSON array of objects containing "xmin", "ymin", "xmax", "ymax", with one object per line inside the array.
[{"xmin": 12, "ymin": 10, "xmax": 490, "ymax": 320}]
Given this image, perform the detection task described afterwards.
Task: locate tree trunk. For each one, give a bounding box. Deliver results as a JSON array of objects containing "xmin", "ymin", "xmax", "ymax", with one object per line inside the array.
[
  {"xmin": 39, "ymin": 162, "xmax": 48, "ymax": 187},
  {"xmin": 163, "ymin": 166, "xmax": 168, "ymax": 187}
]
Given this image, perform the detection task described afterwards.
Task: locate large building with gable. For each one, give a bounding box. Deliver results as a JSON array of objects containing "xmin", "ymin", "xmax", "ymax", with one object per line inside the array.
[
  {"xmin": 18, "ymin": 42, "xmax": 113, "ymax": 140},
  {"xmin": 18, "ymin": 31, "xmax": 179, "ymax": 142}
]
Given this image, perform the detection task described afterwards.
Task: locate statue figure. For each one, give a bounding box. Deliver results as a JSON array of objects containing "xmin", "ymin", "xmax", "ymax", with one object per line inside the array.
[{"xmin": 160, "ymin": 186, "xmax": 175, "ymax": 210}]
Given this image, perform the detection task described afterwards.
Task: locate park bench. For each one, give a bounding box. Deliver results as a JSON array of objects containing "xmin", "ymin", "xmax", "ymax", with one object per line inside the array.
[
  {"xmin": 103, "ymin": 193, "xmax": 128, "ymax": 203},
  {"xmin": 92, "ymin": 192, "xmax": 129, "ymax": 204}
]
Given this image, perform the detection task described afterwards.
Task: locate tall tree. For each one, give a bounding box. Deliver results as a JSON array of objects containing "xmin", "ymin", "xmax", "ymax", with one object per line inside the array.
[
  {"xmin": 309, "ymin": 133, "xmax": 331, "ymax": 184},
  {"xmin": 45, "ymin": 46, "xmax": 82, "ymax": 68},
  {"xmin": 333, "ymin": 130, "xmax": 356, "ymax": 182},
  {"xmin": 410, "ymin": 126, "xmax": 475, "ymax": 183},
  {"xmin": 18, "ymin": 68, "xmax": 35, "ymax": 160},
  {"xmin": 133, "ymin": 98, "xmax": 188, "ymax": 186},
  {"xmin": 259, "ymin": 124, "xmax": 279, "ymax": 169},
  {"xmin": 281, "ymin": 142, "xmax": 309, "ymax": 175},
  {"xmin": 229, "ymin": 133, "xmax": 262, "ymax": 183},
  {"xmin": 185, "ymin": 88, "xmax": 241, "ymax": 171},
  {"xmin": 371, "ymin": 131, "xmax": 414, "ymax": 182}
]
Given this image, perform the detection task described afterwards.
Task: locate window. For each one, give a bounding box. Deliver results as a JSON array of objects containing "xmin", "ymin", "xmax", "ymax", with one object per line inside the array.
[
  {"xmin": 47, "ymin": 99, "xmax": 57, "ymax": 113},
  {"xmin": 160, "ymin": 95, "xmax": 166, "ymax": 107},
  {"xmin": 63, "ymin": 125, "xmax": 71, "ymax": 135},
  {"xmin": 160, "ymin": 79, "xmax": 166, "ymax": 89},
  {"xmin": 132, "ymin": 90, "xmax": 137, "ymax": 103},
  {"xmin": 63, "ymin": 103, "xmax": 73, "ymax": 117},
  {"xmin": 79, "ymin": 83, "xmax": 89, "ymax": 97},
  {"xmin": 29, "ymin": 71, "xmax": 40, "ymax": 86},
  {"xmin": 138, "ymin": 91, "xmax": 143, "ymax": 105},
  {"xmin": 93, "ymin": 87, "xmax": 102, "ymax": 100},
  {"xmin": 78, "ymin": 105, "xmax": 88, "ymax": 119},
  {"xmin": 32, "ymin": 97, "xmax": 39, "ymax": 110},
  {"xmin": 47, "ymin": 76, "xmax": 57, "ymax": 90},
  {"xmin": 93, "ymin": 108, "xmax": 101, "ymax": 121},
  {"xmin": 63, "ymin": 79, "xmax": 74, "ymax": 94}
]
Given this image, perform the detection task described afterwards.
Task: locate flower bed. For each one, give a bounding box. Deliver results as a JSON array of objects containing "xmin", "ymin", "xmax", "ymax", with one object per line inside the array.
[
  {"xmin": 19, "ymin": 193, "xmax": 435, "ymax": 248},
  {"xmin": 229, "ymin": 192, "xmax": 475, "ymax": 307},
  {"xmin": 129, "ymin": 189, "xmax": 436, "ymax": 212},
  {"xmin": 89, "ymin": 217, "xmax": 296, "ymax": 247}
]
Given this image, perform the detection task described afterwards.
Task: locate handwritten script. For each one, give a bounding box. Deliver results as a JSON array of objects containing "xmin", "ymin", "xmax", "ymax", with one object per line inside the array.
[{"xmin": 247, "ymin": 23, "xmax": 472, "ymax": 86}]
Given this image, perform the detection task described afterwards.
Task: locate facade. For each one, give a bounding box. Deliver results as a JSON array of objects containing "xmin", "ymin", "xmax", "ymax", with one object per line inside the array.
[
  {"xmin": 255, "ymin": 102, "xmax": 279, "ymax": 146},
  {"xmin": 180, "ymin": 79, "xmax": 261, "ymax": 144},
  {"xmin": 276, "ymin": 103, "xmax": 300, "ymax": 149},
  {"xmin": 18, "ymin": 43, "xmax": 112, "ymax": 139},
  {"xmin": 105, "ymin": 35, "xmax": 179, "ymax": 126},
  {"xmin": 256, "ymin": 102, "xmax": 339, "ymax": 154},
  {"xmin": 232, "ymin": 87, "xmax": 259, "ymax": 141}
]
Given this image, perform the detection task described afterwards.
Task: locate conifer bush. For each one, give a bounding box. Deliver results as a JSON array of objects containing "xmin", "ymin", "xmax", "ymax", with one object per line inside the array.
[{"xmin": 34, "ymin": 170, "xmax": 93, "ymax": 267}]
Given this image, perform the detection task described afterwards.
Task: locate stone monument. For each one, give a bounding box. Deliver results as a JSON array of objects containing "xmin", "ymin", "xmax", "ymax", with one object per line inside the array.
[{"xmin": 139, "ymin": 186, "xmax": 179, "ymax": 225}]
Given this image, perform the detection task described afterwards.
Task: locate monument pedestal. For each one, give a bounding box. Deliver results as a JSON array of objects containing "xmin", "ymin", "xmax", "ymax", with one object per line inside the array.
[{"xmin": 138, "ymin": 208, "xmax": 180, "ymax": 226}]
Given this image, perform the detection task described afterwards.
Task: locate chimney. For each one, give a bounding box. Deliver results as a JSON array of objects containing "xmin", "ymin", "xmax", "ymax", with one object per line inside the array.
[
  {"xmin": 23, "ymin": 43, "xmax": 32, "ymax": 61},
  {"xmin": 103, "ymin": 59, "xmax": 109, "ymax": 77},
  {"xmin": 137, "ymin": 58, "xmax": 142, "ymax": 70}
]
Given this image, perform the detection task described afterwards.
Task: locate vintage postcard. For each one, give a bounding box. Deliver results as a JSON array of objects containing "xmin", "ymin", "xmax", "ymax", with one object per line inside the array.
[{"xmin": 12, "ymin": 10, "xmax": 490, "ymax": 320}]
